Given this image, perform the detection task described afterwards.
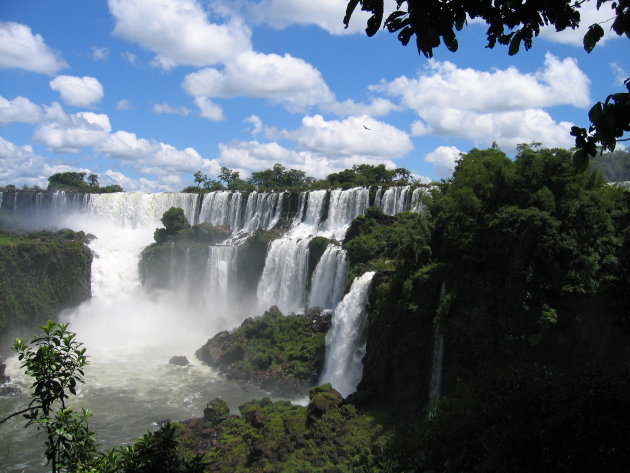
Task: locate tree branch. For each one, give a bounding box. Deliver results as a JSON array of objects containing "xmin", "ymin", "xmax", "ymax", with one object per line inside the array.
[{"xmin": 0, "ymin": 405, "xmax": 41, "ymax": 425}]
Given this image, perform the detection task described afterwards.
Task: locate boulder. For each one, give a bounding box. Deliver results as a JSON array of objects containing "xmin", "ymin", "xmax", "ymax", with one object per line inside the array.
[{"xmin": 168, "ymin": 355, "xmax": 190, "ymax": 366}]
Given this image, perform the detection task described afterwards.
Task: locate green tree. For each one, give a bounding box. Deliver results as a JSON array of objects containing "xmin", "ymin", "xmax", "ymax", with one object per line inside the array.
[
  {"xmin": 87, "ymin": 174, "xmax": 98, "ymax": 188},
  {"xmin": 47, "ymin": 172, "xmax": 89, "ymax": 191},
  {"xmin": 218, "ymin": 167, "xmax": 240, "ymax": 186},
  {"xmin": 154, "ymin": 207, "xmax": 191, "ymax": 243},
  {"xmin": 0, "ymin": 321, "xmax": 95, "ymax": 473},
  {"xmin": 344, "ymin": 0, "xmax": 629, "ymax": 159},
  {"xmin": 193, "ymin": 170, "xmax": 206, "ymax": 188},
  {"xmin": 248, "ymin": 163, "xmax": 309, "ymax": 190}
]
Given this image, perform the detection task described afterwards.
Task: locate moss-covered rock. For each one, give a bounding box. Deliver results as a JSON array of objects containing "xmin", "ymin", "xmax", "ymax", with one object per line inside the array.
[
  {"xmin": 0, "ymin": 229, "xmax": 92, "ymax": 335},
  {"xmin": 195, "ymin": 306, "xmax": 332, "ymax": 396},
  {"xmin": 175, "ymin": 387, "xmax": 398, "ymax": 473}
]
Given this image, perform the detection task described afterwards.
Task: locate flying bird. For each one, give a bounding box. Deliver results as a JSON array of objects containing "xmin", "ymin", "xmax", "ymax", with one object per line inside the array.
[{"xmin": 363, "ymin": 125, "xmax": 371, "ymax": 130}]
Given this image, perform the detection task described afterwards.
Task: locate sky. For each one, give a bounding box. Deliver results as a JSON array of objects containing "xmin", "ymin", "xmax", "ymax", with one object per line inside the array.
[{"xmin": 0, "ymin": 0, "xmax": 627, "ymax": 191}]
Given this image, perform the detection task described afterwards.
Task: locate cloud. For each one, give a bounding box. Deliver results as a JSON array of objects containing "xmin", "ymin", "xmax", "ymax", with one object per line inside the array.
[
  {"xmin": 49, "ymin": 75, "xmax": 105, "ymax": 107},
  {"xmin": 96, "ymin": 130, "xmax": 221, "ymax": 176},
  {"xmin": 610, "ymin": 62, "xmax": 628, "ymax": 87},
  {"xmin": 424, "ymin": 146, "xmax": 463, "ymax": 178},
  {"xmin": 244, "ymin": 115, "xmax": 263, "ymax": 136},
  {"xmin": 108, "ymin": 0, "xmax": 251, "ymax": 69},
  {"xmin": 321, "ymin": 97, "xmax": 401, "ymax": 117},
  {"xmin": 375, "ymin": 53, "xmax": 591, "ymax": 112},
  {"xmin": 91, "ymin": 46, "xmax": 109, "ymax": 61},
  {"xmin": 0, "ymin": 95, "xmax": 43, "ymax": 125},
  {"xmin": 183, "ymin": 50, "xmax": 334, "ymax": 111},
  {"xmin": 0, "ymin": 21, "xmax": 67, "ymax": 75},
  {"xmin": 280, "ymin": 114, "xmax": 413, "ymax": 159},
  {"xmin": 121, "ymin": 51, "xmax": 137, "ymax": 65},
  {"xmin": 245, "ymin": 0, "xmax": 376, "ymax": 35},
  {"xmin": 0, "ymin": 136, "xmax": 81, "ymax": 187},
  {"xmin": 411, "ymin": 108, "xmax": 575, "ymax": 152},
  {"xmin": 194, "ymin": 97, "xmax": 225, "ymax": 121},
  {"xmin": 152, "ymin": 102, "xmax": 191, "ymax": 116},
  {"xmin": 34, "ymin": 111, "xmax": 112, "ymax": 153},
  {"xmin": 116, "ymin": 99, "xmax": 133, "ymax": 110},
  {"xmin": 374, "ymin": 54, "xmax": 589, "ymax": 152},
  {"xmin": 217, "ymin": 139, "xmax": 399, "ymax": 179}
]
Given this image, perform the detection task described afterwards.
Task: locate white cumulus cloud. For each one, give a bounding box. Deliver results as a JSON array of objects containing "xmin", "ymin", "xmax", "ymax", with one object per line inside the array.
[
  {"xmin": 281, "ymin": 114, "xmax": 413, "ymax": 159},
  {"xmin": 96, "ymin": 130, "xmax": 221, "ymax": 176},
  {"xmin": 0, "ymin": 137, "xmax": 80, "ymax": 187},
  {"xmin": 375, "ymin": 53, "xmax": 591, "ymax": 113},
  {"xmin": 152, "ymin": 102, "xmax": 191, "ymax": 116},
  {"xmin": 0, "ymin": 95, "xmax": 43, "ymax": 125},
  {"xmin": 0, "ymin": 21, "xmax": 67, "ymax": 75},
  {"xmin": 49, "ymin": 75, "xmax": 104, "ymax": 107},
  {"xmin": 34, "ymin": 111, "xmax": 112, "ymax": 153},
  {"xmin": 424, "ymin": 146, "xmax": 463, "ymax": 178},
  {"xmin": 108, "ymin": 0, "xmax": 251, "ymax": 69},
  {"xmin": 183, "ymin": 50, "xmax": 334, "ymax": 111},
  {"xmin": 194, "ymin": 97, "xmax": 225, "ymax": 121}
]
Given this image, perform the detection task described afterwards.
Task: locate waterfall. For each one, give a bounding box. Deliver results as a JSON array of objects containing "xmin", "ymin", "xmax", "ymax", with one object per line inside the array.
[
  {"xmin": 379, "ymin": 186, "xmax": 411, "ymax": 215},
  {"xmin": 256, "ymin": 238, "xmax": 311, "ymax": 314},
  {"xmin": 320, "ymin": 271, "xmax": 375, "ymax": 397},
  {"xmin": 289, "ymin": 190, "xmax": 327, "ymax": 238},
  {"xmin": 429, "ymin": 281, "xmax": 446, "ymax": 399},
  {"xmin": 322, "ymin": 188, "xmax": 370, "ymax": 239},
  {"xmin": 308, "ymin": 245, "xmax": 348, "ymax": 310}
]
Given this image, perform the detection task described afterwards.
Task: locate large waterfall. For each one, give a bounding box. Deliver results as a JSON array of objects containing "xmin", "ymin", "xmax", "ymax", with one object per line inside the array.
[{"xmin": 0, "ymin": 186, "xmax": 426, "ymax": 472}]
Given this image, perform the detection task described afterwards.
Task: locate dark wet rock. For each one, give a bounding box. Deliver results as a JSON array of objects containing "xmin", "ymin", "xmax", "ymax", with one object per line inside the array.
[
  {"xmin": 0, "ymin": 362, "xmax": 9, "ymax": 384},
  {"xmin": 0, "ymin": 385, "xmax": 21, "ymax": 397},
  {"xmin": 168, "ymin": 355, "xmax": 190, "ymax": 366}
]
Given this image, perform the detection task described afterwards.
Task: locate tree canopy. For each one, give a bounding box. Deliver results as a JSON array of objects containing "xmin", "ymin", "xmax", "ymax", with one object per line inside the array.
[
  {"xmin": 46, "ymin": 172, "xmax": 123, "ymax": 193},
  {"xmin": 344, "ymin": 0, "xmax": 629, "ymax": 160}
]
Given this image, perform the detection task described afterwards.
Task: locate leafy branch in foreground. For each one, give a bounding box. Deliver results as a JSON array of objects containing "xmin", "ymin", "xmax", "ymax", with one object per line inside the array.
[{"xmin": 1, "ymin": 321, "xmax": 95, "ymax": 473}]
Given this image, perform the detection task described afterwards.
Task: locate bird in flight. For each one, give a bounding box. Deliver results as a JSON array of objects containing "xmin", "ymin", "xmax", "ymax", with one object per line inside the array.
[{"xmin": 363, "ymin": 125, "xmax": 371, "ymax": 130}]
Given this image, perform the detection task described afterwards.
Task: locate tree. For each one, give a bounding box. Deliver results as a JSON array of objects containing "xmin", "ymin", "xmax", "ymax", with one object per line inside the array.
[
  {"xmin": 218, "ymin": 167, "xmax": 240, "ymax": 186},
  {"xmin": 0, "ymin": 321, "xmax": 95, "ymax": 473},
  {"xmin": 47, "ymin": 172, "xmax": 89, "ymax": 191},
  {"xmin": 248, "ymin": 163, "xmax": 309, "ymax": 190},
  {"xmin": 344, "ymin": 0, "xmax": 629, "ymax": 160},
  {"xmin": 87, "ymin": 174, "xmax": 98, "ymax": 188},
  {"xmin": 193, "ymin": 170, "xmax": 207, "ymax": 188},
  {"xmin": 154, "ymin": 207, "xmax": 191, "ymax": 243}
]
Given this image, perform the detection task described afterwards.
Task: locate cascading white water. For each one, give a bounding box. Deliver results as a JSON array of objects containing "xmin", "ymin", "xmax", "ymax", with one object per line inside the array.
[
  {"xmin": 289, "ymin": 190, "xmax": 327, "ymax": 238},
  {"xmin": 322, "ymin": 188, "xmax": 370, "ymax": 239},
  {"xmin": 380, "ymin": 186, "xmax": 410, "ymax": 215},
  {"xmin": 203, "ymin": 245, "xmax": 239, "ymax": 328},
  {"xmin": 256, "ymin": 238, "xmax": 311, "ymax": 314},
  {"xmin": 320, "ymin": 271, "xmax": 375, "ymax": 397},
  {"xmin": 308, "ymin": 245, "xmax": 348, "ymax": 310}
]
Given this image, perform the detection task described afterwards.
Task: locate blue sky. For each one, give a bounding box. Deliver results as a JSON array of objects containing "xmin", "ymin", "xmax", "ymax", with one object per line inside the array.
[{"xmin": 0, "ymin": 0, "xmax": 627, "ymax": 191}]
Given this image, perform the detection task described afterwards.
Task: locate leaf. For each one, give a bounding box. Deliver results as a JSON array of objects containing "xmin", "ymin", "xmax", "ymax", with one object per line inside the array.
[
  {"xmin": 508, "ymin": 31, "xmax": 522, "ymax": 56},
  {"xmin": 343, "ymin": 0, "xmax": 360, "ymax": 29},
  {"xmin": 583, "ymin": 23, "xmax": 604, "ymax": 53}
]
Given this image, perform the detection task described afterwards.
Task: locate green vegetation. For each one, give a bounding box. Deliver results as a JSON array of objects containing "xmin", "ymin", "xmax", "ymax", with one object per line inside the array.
[
  {"xmin": 7, "ymin": 321, "xmax": 94, "ymax": 473},
  {"xmin": 174, "ymin": 384, "xmax": 397, "ymax": 473},
  {"xmin": 195, "ymin": 306, "xmax": 331, "ymax": 395},
  {"xmin": 47, "ymin": 172, "xmax": 123, "ymax": 193},
  {"xmin": 327, "ymin": 164, "xmax": 411, "ymax": 188},
  {"xmin": 340, "ymin": 145, "xmax": 630, "ymax": 470},
  {"xmin": 590, "ymin": 149, "xmax": 630, "ymax": 182},
  {"xmin": 183, "ymin": 163, "xmax": 416, "ymax": 193},
  {"xmin": 0, "ymin": 229, "xmax": 92, "ymax": 334}
]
